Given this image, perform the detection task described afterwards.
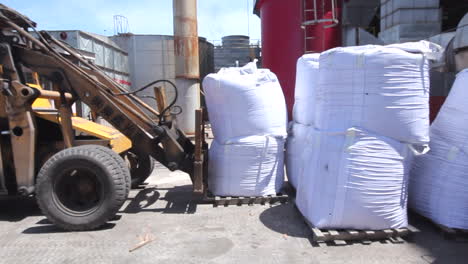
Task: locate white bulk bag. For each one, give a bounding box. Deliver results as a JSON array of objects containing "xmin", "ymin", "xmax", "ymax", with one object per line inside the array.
[
  {"xmin": 285, "ymin": 122, "xmax": 311, "ymax": 189},
  {"xmin": 410, "ymin": 135, "xmax": 468, "ymax": 229},
  {"xmin": 409, "ymin": 69, "xmax": 468, "ymax": 229},
  {"xmin": 430, "ymin": 69, "xmax": 468, "ymax": 146},
  {"xmin": 293, "ymin": 53, "xmax": 320, "ymax": 125},
  {"xmin": 296, "ymin": 128, "xmax": 410, "ymax": 230},
  {"xmin": 203, "ymin": 62, "xmax": 288, "ymax": 144},
  {"xmin": 386, "ymin": 40, "xmax": 443, "ymax": 57},
  {"xmin": 208, "ymin": 135, "xmax": 285, "ymax": 197},
  {"xmin": 315, "ymin": 43, "xmax": 435, "ymax": 144}
]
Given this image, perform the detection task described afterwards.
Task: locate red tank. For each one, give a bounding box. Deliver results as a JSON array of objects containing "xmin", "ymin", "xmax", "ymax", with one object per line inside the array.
[{"xmin": 254, "ymin": 0, "xmax": 342, "ymax": 119}]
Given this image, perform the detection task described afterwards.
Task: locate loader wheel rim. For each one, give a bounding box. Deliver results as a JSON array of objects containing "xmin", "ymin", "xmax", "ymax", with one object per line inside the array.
[{"xmin": 53, "ymin": 168, "xmax": 104, "ymax": 216}]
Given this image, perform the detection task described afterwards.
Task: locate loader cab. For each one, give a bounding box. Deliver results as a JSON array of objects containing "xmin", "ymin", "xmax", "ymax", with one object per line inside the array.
[
  {"xmin": 0, "ymin": 70, "xmax": 133, "ymax": 196},
  {"xmin": 0, "ymin": 68, "xmax": 142, "ymax": 230}
]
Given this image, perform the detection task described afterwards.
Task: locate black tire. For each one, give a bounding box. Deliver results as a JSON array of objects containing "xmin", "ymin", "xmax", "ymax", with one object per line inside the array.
[
  {"xmin": 126, "ymin": 150, "xmax": 155, "ymax": 188},
  {"xmin": 36, "ymin": 145, "xmax": 130, "ymax": 231},
  {"xmin": 95, "ymin": 146, "xmax": 131, "ymax": 198},
  {"xmin": 37, "ymin": 145, "xmax": 131, "ymax": 199}
]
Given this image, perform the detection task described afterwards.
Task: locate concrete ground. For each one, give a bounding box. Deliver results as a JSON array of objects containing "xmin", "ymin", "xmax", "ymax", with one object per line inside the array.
[{"xmin": 1, "ymin": 164, "xmax": 467, "ymax": 264}]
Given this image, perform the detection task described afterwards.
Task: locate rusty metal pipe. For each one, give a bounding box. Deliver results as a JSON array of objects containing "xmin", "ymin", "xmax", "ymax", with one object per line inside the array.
[
  {"xmin": 173, "ymin": 0, "xmax": 200, "ymax": 79},
  {"xmin": 173, "ymin": 0, "xmax": 200, "ymax": 134}
]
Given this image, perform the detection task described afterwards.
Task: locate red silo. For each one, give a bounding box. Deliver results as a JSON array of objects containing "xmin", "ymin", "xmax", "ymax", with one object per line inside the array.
[{"xmin": 254, "ymin": 0, "xmax": 342, "ymax": 119}]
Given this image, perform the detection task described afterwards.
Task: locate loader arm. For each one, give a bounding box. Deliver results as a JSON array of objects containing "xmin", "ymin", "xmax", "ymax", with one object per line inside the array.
[{"xmin": 0, "ymin": 5, "xmax": 197, "ymax": 187}]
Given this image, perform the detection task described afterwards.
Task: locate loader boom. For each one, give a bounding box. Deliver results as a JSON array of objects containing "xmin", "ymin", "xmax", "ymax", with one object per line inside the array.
[{"xmin": 0, "ymin": 5, "xmax": 199, "ymax": 193}]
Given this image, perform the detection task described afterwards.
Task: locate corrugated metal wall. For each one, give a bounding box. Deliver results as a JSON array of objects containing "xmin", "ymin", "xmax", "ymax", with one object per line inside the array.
[
  {"xmin": 379, "ymin": 0, "xmax": 441, "ymax": 43},
  {"xmin": 47, "ymin": 30, "xmax": 131, "ymax": 88},
  {"xmin": 111, "ymin": 34, "xmax": 214, "ymax": 109},
  {"xmin": 112, "ymin": 35, "xmax": 176, "ymax": 108}
]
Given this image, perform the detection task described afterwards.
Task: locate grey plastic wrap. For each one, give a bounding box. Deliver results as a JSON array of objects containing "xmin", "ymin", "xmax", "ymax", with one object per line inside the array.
[
  {"xmin": 315, "ymin": 42, "xmax": 439, "ymax": 144},
  {"xmin": 409, "ymin": 69, "xmax": 468, "ymax": 230},
  {"xmin": 296, "ymin": 128, "xmax": 411, "ymax": 230},
  {"xmin": 208, "ymin": 135, "xmax": 285, "ymax": 197}
]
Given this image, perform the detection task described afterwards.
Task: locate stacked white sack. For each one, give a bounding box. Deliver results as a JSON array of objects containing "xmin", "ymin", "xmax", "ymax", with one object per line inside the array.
[
  {"xmin": 410, "ymin": 69, "xmax": 468, "ymax": 229},
  {"xmin": 286, "ymin": 54, "xmax": 319, "ymax": 189},
  {"xmin": 203, "ymin": 62, "xmax": 287, "ymax": 196},
  {"xmin": 286, "ymin": 122, "xmax": 310, "ymax": 189},
  {"xmin": 292, "ymin": 42, "xmax": 441, "ymax": 230},
  {"xmin": 430, "ymin": 69, "xmax": 468, "ymax": 147},
  {"xmin": 315, "ymin": 42, "xmax": 435, "ymax": 144},
  {"xmin": 208, "ymin": 135, "xmax": 285, "ymax": 196},
  {"xmin": 203, "ymin": 62, "xmax": 287, "ymax": 144},
  {"xmin": 293, "ymin": 53, "xmax": 320, "ymax": 125},
  {"xmin": 296, "ymin": 128, "xmax": 411, "ymax": 230}
]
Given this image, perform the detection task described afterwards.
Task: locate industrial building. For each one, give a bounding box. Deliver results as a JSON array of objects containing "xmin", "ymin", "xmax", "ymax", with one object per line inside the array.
[
  {"xmin": 46, "ymin": 30, "xmax": 131, "ymax": 89},
  {"xmin": 111, "ymin": 34, "xmax": 214, "ymax": 108},
  {"xmin": 254, "ymin": 0, "xmax": 468, "ymax": 118},
  {"xmin": 214, "ymin": 35, "xmax": 261, "ymax": 72},
  {"xmin": 44, "ymin": 31, "xmax": 214, "ymax": 111},
  {"xmin": 2, "ymin": 2, "xmax": 468, "ymax": 263}
]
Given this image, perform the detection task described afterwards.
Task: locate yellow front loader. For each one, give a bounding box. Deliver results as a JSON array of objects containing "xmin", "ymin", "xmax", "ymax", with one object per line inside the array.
[
  {"xmin": 28, "ymin": 72, "xmax": 154, "ymax": 188},
  {"xmin": 0, "ymin": 4, "xmax": 208, "ymax": 231}
]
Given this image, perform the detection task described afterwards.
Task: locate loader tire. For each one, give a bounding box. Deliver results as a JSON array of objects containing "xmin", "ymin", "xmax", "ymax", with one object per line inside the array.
[
  {"xmin": 127, "ymin": 150, "xmax": 155, "ymax": 188},
  {"xmin": 36, "ymin": 145, "xmax": 130, "ymax": 231},
  {"xmin": 95, "ymin": 146, "xmax": 131, "ymax": 198}
]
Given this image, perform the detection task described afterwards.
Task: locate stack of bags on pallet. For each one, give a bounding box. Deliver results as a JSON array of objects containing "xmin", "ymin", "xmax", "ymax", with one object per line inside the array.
[
  {"xmin": 286, "ymin": 54, "xmax": 319, "ymax": 189},
  {"xmin": 203, "ymin": 62, "xmax": 288, "ymax": 197},
  {"xmin": 410, "ymin": 69, "xmax": 468, "ymax": 230},
  {"xmin": 289, "ymin": 41, "xmax": 441, "ymax": 230}
]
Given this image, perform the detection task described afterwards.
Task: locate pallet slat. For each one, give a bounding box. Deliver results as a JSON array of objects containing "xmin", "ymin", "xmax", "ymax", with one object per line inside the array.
[
  {"xmin": 388, "ymin": 236, "xmax": 405, "ymax": 244},
  {"xmin": 206, "ymin": 193, "xmax": 289, "ymax": 207},
  {"xmin": 302, "ymin": 216, "xmax": 418, "ymax": 245},
  {"xmin": 310, "ymin": 226, "xmax": 417, "ymax": 244},
  {"xmin": 312, "ymin": 228, "xmax": 326, "ymax": 241}
]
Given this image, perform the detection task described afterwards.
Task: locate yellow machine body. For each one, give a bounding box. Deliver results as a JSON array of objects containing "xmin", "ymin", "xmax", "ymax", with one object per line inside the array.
[{"xmin": 29, "ymin": 80, "xmax": 132, "ymax": 154}]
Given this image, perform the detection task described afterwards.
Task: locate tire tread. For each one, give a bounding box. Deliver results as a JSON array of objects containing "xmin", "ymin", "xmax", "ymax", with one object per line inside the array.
[{"xmin": 36, "ymin": 145, "xmax": 130, "ymax": 231}]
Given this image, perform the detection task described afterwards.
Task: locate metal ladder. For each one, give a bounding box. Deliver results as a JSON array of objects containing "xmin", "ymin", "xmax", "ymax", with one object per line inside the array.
[{"xmin": 302, "ymin": 0, "xmax": 339, "ymax": 53}]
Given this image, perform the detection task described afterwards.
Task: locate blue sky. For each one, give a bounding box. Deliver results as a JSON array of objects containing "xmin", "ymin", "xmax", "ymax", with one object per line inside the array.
[{"xmin": 3, "ymin": 0, "xmax": 261, "ymax": 43}]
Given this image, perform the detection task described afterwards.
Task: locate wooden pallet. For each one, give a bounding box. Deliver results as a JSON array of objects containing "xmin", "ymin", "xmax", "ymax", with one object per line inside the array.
[
  {"xmin": 303, "ymin": 217, "xmax": 419, "ymax": 246},
  {"xmin": 205, "ymin": 193, "xmax": 289, "ymax": 207}
]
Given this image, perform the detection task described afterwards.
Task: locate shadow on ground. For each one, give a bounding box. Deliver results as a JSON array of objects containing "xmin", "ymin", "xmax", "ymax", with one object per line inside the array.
[
  {"xmin": 22, "ymin": 222, "xmax": 117, "ymax": 234},
  {"xmin": 123, "ymin": 185, "xmax": 200, "ymax": 214},
  {"xmin": 1, "ymin": 184, "xmax": 202, "ymax": 235},
  {"xmin": 259, "ymin": 203, "xmax": 311, "ymax": 238},
  {"xmin": 405, "ymin": 211, "xmax": 468, "ymax": 264},
  {"xmin": 260, "ymin": 203, "xmax": 468, "ymax": 257},
  {"xmin": 0, "ymin": 196, "xmax": 41, "ymax": 222}
]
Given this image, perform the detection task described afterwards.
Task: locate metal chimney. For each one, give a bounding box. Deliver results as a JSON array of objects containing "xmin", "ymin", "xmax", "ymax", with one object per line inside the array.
[{"xmin": 173, "ymin": 0, "xmax": 200, "ymax": 134}]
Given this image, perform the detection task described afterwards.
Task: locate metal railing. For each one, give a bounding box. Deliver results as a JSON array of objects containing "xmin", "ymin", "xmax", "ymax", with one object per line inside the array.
[{"xmin": 302, "ymin": 0, "xmax": 340, "ymax": 53}]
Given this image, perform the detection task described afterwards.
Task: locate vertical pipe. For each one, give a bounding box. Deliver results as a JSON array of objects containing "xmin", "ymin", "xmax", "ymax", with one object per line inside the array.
[{"xmin": 173, "ymin": 0, "xmax": 200, "ymax": 135}]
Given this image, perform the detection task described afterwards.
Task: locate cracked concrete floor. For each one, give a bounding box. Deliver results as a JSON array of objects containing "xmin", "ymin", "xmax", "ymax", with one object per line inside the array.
[{"xmin": 1, "ymin": 164, "xmax": 467, "ymax": 264}]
